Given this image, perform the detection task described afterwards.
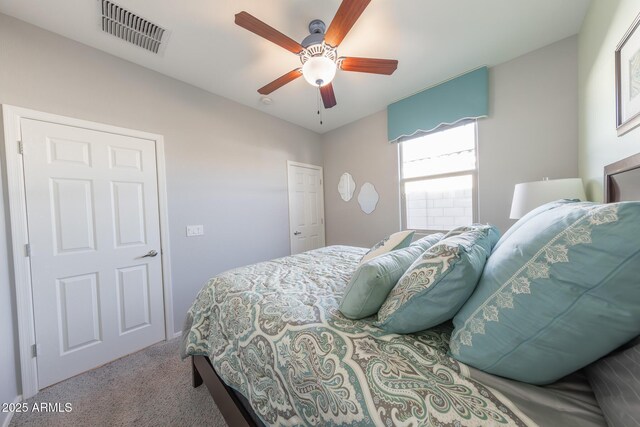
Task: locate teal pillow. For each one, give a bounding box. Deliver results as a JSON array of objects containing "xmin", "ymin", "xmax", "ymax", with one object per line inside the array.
[
  {"xmin": 450, "ymin": 201, "xmax": 640, "ymax": 385},
  {"xmin": 409, "ymin": 233, "xmax": 444, "ymax": 251},
  {"xmin": 492, "ymin": 199, "xmax": 577, "ymax": 253},
  {"xmin": 340, "ymin": 241, "xmax": 439, "ymax": 320},
  {"xmin": 443, "ymin": 224, "xmax": 499, "ymax": 239},
  {"xmin": 376, "ymin": 225, "xmax": 500, "ymax": 333}
]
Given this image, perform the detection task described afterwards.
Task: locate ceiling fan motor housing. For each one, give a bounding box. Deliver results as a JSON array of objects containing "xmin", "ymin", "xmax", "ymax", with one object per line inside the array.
[
  {"xmin": 301, "ymin": 19, "xmax": 328, "ymax": 48},
  {"xmin": 301, "ymin": 33, "xmax": 324, "ymax": 48},
  {"xmin": 308, "ymin": 19, "xmax": 326, "ymax": 35},
  {"xmin": 300, "ymin": 43, "xmax": 337, "ymax": 62},
  {"xmin": 300, "ymin": 19, "xmax": 337, "ymax": 69}
]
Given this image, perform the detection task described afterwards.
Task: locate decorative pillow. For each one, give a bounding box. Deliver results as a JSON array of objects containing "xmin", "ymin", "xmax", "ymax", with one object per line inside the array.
[
  {"xmin": 450, "ymin": 201, "xmax": 640, "ymax": 385},
  {"xmin": 586, "ymin": 336, "xmax": 640, "ymax": 427},
  {"xmin": 492, "ymin": 199, "xmax": 577, "ymax": 252},
  {"xmin": 360, "ymin": 230, "xmax": 414, "ymax": 264},
  {"xmin": 340, "ymin": 244, "xmax": 438, "ymax": 320},
  {"xmin": 443, "ymin": 224, "xmax": 498, "ymax": 239},
  {"xmin": 409, "ymin": 233, "xmax": 444, "ymax": 251},
  {"xmin": 376, "ymin": 225, "xmax": 500, "ymax": 333}
]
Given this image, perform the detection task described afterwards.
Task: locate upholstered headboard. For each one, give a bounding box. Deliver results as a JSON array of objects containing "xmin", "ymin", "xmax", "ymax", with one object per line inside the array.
[{"xmin": 604, "ymin": 152, "xmax": 640, "ymax": 203}]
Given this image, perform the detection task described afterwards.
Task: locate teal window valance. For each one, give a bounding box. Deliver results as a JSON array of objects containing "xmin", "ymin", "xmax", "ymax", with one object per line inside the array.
[{"xmin": 387, "ymin": 67, "xmax": 488, "ymax": 143}]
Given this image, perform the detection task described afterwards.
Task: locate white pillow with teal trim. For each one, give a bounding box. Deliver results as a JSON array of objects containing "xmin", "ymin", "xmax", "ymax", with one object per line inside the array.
[
  {"xmin": 360, "ymin": 230, "xmax": 414, "ymax": 264},
  {"xmin": 450, "ymin": 201, "xmax": 640, "ymax": 385}
]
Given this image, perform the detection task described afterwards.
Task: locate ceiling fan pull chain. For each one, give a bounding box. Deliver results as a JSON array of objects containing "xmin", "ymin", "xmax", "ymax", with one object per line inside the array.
[{"xmin": 316, "ymin": 88, "xmax": 323, "ymax": 125}]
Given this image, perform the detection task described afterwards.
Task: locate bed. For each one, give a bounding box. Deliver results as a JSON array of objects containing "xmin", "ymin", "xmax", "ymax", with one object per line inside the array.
[{"xmin": 182, "ymin": 153, "xmax": 640, "ymax": 427}]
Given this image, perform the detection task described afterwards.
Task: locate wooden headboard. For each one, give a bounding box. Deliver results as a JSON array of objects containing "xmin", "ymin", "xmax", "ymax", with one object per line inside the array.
[{"xmin": 604, "ymin": 152, "xmax": 640, "ymax": 203}]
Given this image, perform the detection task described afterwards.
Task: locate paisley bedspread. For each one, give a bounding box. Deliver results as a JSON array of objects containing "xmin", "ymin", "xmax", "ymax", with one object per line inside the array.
[{"xmin": 181, "ymin": 246, "xmax": 536, "ymax": 426}]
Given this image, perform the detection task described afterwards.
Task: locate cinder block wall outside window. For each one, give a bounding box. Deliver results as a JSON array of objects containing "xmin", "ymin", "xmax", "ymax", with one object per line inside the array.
[{"xmin": 406, "ymin": 189, "xmax": 473, "ymax": 230}]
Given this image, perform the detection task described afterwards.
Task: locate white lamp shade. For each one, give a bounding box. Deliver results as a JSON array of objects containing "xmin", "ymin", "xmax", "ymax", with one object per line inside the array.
[
  {"xmin": 510, "ymin": 178, "xmax": 586, "ymax": 219},
  {"xmin": 302, "ymin": 56, "xmax": 337, "ymax": 87}
]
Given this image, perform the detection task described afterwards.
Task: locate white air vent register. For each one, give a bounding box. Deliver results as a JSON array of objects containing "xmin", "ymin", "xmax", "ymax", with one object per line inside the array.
[{"xmin": 100, "ymin": 0, "xmax": 167, "ymax": 54}]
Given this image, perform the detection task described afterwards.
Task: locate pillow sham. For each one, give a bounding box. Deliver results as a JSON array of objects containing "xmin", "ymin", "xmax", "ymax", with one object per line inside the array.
[
  {"xmin": 443, "ymin": 224, "xmax": 498, "ymax": 239},
  {"xmin": 586, "ymin": 336, "xmax": 640, "ymax": 427},
  {"xmin": 492, "ymin": 199, "xmax": 577, "ymax": 252},
  {"xmin": 340, "ymin": 241, "xmax": 440, "ymax": 320},
  {"xmin": 376, "ymin": 225, "xmax": 499, "ymax": 334},
  {"xmin": 409, "ymin": 233, "xmax": 444, "ymax": 251},
  {"xmin": 450, "ymin": 201, "xmax": 640, "ymax": 385},
  {"xmin": 360, "ymin": 230, "xmax": 414, "ymax": 264}
]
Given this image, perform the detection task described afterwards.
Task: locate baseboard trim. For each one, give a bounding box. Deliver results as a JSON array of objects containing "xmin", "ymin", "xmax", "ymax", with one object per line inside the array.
[
  {"xmin": 1, "ymin": 395, "xmax": 23, "ymax": 427},
  {"xmin": 172, "ymin": 331, "xmax": 182, "ymax": 339}
]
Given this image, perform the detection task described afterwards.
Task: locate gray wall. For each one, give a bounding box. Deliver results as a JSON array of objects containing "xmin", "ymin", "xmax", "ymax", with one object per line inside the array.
[
  {"xmin": 0, "ymin": 13, "xmax": 322, "ymax": 411},
  {"xmin": 578, "ymin": 0, "xmax": 640, "ymax": 201},
  {"xmin": 0, "ymin": 124, "xmax": 19, "ymax": 419},
  {"xmin": 478, "ymin": 36, "xmax": 579, "ymax": 231},
  {"xmin": 322, "ymin": 111, "xmax": 401, "ymax": 247},
  {"xmin": 323, "ymin": 36, "xmax": 579, "ymax": 244}
]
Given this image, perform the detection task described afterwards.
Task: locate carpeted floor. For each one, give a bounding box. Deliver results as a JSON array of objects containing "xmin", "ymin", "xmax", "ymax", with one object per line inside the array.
[{"xmin": 10, "ymin": 339, "xmax": 228, "ymax": 427}]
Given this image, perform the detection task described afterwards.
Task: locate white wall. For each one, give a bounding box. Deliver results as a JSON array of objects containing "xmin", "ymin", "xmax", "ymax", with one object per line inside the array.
[
  {"xmin": 579, "ymin": 0, "xmax": 640, "ymax": 201},
  {"xmin": 0, "ymin": 12, "xmax": 322, "ymax": 412},
  {"xmin": 323, "ymin": 36, "xmax": 579, "ymax": 245}
]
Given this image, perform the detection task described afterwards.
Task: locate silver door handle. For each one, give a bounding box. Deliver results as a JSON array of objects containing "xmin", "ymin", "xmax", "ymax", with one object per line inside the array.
[
  {"xmin": 293, "ymin": 231, "xmax": 301, "ymax": 236},
  {"xmin": 139, "ymin": 250, "xmax": 158, "ymax": 259}
]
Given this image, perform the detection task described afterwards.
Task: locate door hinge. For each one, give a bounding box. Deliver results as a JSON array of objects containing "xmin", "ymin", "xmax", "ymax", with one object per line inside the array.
[
  {"xmin": 31, "ymin": 344, "xmax": 37, "ymax": 357},
  {"xmin": 18, "ymin": 140, "xmax": 23, "ymax": 155},
  {"xmin": 321, "ymin": 218, "xmax": 324, "ymax": 224},
  {"xmin": 320, "ymin": 179, "xmax": 322, "ymax": 185},
  {"xmin": 25, "ymin": 243, "xmax": 31, "ymax": 257}
]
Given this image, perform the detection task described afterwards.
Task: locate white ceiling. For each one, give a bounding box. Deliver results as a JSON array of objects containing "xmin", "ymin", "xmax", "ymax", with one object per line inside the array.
[{"xmin": 0, "ymin": 0, "xmax": 591, "ymax": 133}]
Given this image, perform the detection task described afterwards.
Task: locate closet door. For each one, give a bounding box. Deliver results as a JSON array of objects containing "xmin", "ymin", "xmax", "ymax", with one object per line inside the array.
[
  {"xmin": 21, "ymin": 118, "xmax": 165, "ymax": 388},
  {"xmin": 287, "ymin": 162, "xmax": 325, "ymax": 254}
]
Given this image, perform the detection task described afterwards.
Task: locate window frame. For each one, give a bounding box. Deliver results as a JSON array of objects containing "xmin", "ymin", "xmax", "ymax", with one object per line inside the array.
[{"xmin": 399, "ymin": 121, "xmax": 479, "ymax": 233}]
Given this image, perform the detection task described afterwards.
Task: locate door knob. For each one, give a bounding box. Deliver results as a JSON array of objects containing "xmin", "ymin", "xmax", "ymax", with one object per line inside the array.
[
  {"xmin": 293, "ymin": 231, "xmax": 301, "ymax": 236},
  {"xmin": 139, "ymin": 250, "xmax": 158, "ymax": 259}
]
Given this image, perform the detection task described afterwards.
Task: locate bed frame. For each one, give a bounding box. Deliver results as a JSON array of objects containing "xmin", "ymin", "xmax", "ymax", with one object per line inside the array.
[
  {"xmin": 191, "ymin": 152, "xmax": 640, "ymax": 427},
  {"xmin": 604, "ymin": 152, "xmax": 640, "ymax": 203},
  {"xmin": 191, "ymin": 356, "xmax": 259, "ymax": 427}
]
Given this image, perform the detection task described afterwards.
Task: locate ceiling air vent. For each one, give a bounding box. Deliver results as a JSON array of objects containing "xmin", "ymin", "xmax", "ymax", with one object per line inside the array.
[{"xmin": 100, "ymin": 0, "xmax": 166, "ymax": 54}]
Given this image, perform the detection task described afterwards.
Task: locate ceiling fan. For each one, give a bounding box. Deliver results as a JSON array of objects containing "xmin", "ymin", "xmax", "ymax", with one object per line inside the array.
[{"xmin": 234, "ymin": 0, "xmax": 398, "ymax": 109}]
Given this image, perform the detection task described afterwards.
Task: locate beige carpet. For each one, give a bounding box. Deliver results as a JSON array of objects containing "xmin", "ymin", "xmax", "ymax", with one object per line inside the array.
[{"xmin": 10, "ymin": 339, "xmax": 227, "ymax": 427}]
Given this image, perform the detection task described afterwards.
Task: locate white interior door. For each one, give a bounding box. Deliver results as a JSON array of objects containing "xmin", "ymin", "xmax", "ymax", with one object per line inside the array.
[
  {"xmin": 287, "ymin": 162, "xmax": 325, "ymax": 255},
  {"xmin": 21, "ymin": 118, "xmax": 165, "ymax": 388}
]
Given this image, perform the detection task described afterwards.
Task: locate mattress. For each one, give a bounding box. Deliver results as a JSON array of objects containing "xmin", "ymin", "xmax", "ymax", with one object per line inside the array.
[{"xmin": 181, "ymin": 245, "xmax": 606, "ymax": 426}]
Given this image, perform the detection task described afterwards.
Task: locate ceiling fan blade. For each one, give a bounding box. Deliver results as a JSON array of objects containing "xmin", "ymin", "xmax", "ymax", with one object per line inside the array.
[
  {"xmin": 235, "ymin": 11, "xmax": 304, "ymax": 54},
  {"xmin": 258, "ymin": 69, "xmax": 303, "ymax": 95},
  {"xmin": 339, "ymin": 57, "xmax": 398, "ymax": 75},
  {"xmin": 324, "ymin": 0, "xmax": 371, "ymax": 47},
  {"xmin": 320, "ymin": 83, "xmax": 337, "ymax": 109}
]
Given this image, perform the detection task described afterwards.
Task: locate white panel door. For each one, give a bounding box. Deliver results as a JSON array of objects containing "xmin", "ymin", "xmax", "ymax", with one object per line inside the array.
[
  {"xmin": 287, "ymin": 163, "xmax": 325, "ymax": 254},
  {"xmin": 21, "ymin": 118, "xmax": 165, "ymax": 388}
]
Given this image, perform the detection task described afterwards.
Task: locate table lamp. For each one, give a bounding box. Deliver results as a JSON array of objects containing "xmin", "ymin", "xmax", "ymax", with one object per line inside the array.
[{"xmin": 510, "ymin": 178, "xmax": 586, "ymax": 219}]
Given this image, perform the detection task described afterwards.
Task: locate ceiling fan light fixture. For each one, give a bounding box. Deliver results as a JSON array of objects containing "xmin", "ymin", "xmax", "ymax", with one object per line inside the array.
[
  {"xmin": 302, "ymin": 56, "xmax": 337, "ymax": 87},
  {"xmin": 235, "ymin": 2, "xmax": 398, "ymax": 110}
]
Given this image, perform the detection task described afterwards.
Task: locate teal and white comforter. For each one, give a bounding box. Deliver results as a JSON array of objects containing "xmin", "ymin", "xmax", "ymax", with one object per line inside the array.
[{"xmin": 181, "ymin": 246, "xmax": 535, "ymax": 426}]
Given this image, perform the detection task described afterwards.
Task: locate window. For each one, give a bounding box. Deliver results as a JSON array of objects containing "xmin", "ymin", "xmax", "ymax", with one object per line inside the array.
[{"xmin": 400, "ymin": 122, "xmax": 478, "ymax": 232}]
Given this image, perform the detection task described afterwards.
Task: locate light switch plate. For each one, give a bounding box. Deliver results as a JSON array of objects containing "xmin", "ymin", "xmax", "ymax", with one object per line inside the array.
[{"xmin": 186, "ymin": 225, "xmax": 204, "ymax": 237}]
